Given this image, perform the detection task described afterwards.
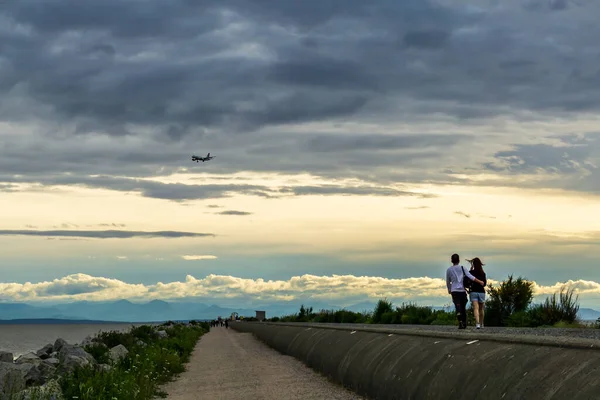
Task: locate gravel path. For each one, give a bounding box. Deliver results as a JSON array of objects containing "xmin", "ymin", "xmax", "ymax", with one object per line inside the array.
[{"xmin": 162, "ymin": 326, "xmax": 364, "ymax": 400}]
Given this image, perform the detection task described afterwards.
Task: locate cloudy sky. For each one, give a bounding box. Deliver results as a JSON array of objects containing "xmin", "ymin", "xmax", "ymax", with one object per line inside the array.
[{"xmin": 1, "ymin": 0, "xmax": 599, "ymax": 309}]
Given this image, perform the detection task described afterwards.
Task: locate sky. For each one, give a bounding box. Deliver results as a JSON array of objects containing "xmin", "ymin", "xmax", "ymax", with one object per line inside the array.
[{"xmin": 1, "ymin": 0, "xmax": 599, "ymax": 310}]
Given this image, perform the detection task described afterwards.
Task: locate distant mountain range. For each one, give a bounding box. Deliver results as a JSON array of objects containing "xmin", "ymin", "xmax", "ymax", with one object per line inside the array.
[
  {"xmin": 0, "ymin": 299, "xmax": 362, "ymax": 322},
  {"xmin": 578, "ymin": 308, "xmax": 600, "ymax": 321},
  {"xmin": 0, "ymin": 300, "xmax": 597, "ymax": 322}
]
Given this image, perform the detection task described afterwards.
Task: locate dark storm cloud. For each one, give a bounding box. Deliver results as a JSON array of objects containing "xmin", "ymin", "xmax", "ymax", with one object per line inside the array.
[
  {"xmin": 0, "ymin": 229, "xmax": 214, "ymax": 239},
  {"xmin": 217, "ymin": 210, "xmax": 253, "ymax": 216},
  {"xmin": 1, "ymin": 0, "xmax": 600, "ymax": 194},
  {"xmin": 4, "ymin": 0, "xmax": 600, "ymax": 133}
]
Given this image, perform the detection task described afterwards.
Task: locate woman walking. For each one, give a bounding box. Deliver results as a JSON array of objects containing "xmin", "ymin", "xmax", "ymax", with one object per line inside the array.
[{"xmin": 468, "ymin": 257, "xmax": 487, "ymax": 329}]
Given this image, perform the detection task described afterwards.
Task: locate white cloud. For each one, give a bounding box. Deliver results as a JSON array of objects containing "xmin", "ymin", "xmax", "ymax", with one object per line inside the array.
[
  {"xmin": 116, "ymin": 256, "xmax": 127, "ymax": 260},
  {"xmin": 0, "ymin": 273, "xmax": 598, "ymax": 306},
  {"xmin": 181, "ymin": 255, "xmax": 218, "ymax": 260}
]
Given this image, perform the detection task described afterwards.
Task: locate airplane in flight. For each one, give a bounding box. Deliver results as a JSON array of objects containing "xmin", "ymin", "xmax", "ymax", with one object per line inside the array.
[{"xmin": 192, "ymin": 153, "xmax": 215, "ymax": 162}]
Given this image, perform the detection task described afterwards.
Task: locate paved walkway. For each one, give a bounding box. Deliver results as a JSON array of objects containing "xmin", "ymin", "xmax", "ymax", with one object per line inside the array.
[{"xmin": 162, "ymin": 326, "xmax": 364, "ymax": 400}]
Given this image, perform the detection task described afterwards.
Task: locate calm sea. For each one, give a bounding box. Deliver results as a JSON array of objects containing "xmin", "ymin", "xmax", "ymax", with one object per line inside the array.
[{"xmin": 0, "ymin": 323, "xmax": 142, "ymax": 358}]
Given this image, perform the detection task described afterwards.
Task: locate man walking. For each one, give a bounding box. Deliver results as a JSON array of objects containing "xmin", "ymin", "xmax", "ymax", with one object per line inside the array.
[{"xmin": 446, "ymin": 253, "xmax": 485, "ymax": 329}]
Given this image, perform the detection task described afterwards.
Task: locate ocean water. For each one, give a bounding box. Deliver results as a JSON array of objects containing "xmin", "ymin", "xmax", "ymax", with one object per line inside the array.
[{"xmin": 0, "ymin": 323, "xmax": 142, "ymax": 358}]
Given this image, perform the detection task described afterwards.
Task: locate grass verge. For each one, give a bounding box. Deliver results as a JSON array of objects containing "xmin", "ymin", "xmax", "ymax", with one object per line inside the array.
[
  {"xmin": 62, "ymin": 322, "xmax": 209, "ymax": 399},
  {"xmin": 6, "ymin": 321, "xmax": 209, "ymax": 400}
]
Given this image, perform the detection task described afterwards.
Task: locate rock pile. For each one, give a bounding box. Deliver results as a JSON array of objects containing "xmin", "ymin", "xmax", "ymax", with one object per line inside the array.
[{"xmin": 0, "ymin": 335, "xmax": 133, "ymax": 400}]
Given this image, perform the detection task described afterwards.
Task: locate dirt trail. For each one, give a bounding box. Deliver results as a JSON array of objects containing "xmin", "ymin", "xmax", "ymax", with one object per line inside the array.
[{"xmin": 162, "ymin": 326, "xmax": 364, "ymax": 400}]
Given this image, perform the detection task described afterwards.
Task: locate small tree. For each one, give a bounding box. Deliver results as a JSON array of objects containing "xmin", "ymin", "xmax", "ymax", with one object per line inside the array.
[
  {"xmin": 485, "ymin": 275, "xmax": 534, "ymax": 326},
  {"xmin": 297, "ymin": 304, "xmax": 313, "ymax": 322},
  {"xmin": 372, "ymin": 298, "xmax": 394, "ymax": 324}
]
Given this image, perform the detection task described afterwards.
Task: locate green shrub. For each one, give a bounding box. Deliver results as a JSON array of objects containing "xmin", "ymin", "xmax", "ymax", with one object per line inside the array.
[
  {"xmin": 380, "ymin": 311, "xmax": 396, "ymax": 324},
  {"xmin": 130, "ymin": 324, "xmax": 160, "ymax": 343},
  {"xmin": 372, "ymin": 299, "xmax": 394, "ymax": 324},
  {"xmin": 593, "ymin": 318, "xmax": 600, "ymax": 329},
  {"xmin": 84, "ymin": 342, "xmax": 111, "ymax": 365},
  {"xmin": 542, "ymin": 287, "xmax": 580, "ymax": 325},
  {"xmin": 522, "ymin": 287, "xmax": 580, "ymax": 327},
  {"xmin": 95, "ymin": 329, "xmax": 138, "ymax": 350},
  {"xmin": 485, "ymin": 275, "xmax": 534, "ymax": 326},
  {"xmin": 507, "ymin": 310, "xmax": 535, "ymax": 327},
  {"xmin": 58, "ymin": 324, "xmax": 207, "ymax": 400}
]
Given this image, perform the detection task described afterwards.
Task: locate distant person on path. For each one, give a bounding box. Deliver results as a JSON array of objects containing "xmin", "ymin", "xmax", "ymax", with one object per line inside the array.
[
  {"xmin": 467, "ymin": 257, "xmax": 487, "ymax": 329},
  {"xmin": 446, "ymin": 253, "xmax": 485, "ymax": 329}
]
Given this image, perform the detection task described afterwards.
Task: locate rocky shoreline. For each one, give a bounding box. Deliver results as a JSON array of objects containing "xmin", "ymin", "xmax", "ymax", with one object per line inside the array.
[{"xmin": 0, "ymin": 326, "xmax": 170, "ymax": 400}]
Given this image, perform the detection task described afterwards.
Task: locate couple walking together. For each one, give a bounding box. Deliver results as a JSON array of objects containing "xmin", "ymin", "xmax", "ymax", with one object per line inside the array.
[{"xmin": 446, "ymin": 254, "xmax": 487, "ymax": 329}]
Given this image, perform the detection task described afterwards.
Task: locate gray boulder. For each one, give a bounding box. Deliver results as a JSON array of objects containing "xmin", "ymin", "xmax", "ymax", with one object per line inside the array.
[
  {"xmin": 43, "ymin": 358, "xmax": 59, "ymax": 367},
  {"xmin": 35, "ymin": 344, "xmax": 53, "ymax": 360},
  {"xmin": 15, "ymin": 353, "xmax": 41, "ymax": 365},
  {"xmin": 79, "ymin": 335, "xmax": 95, "ymax": 347},
  {"xmin": 0, "ymin": 361, "xmax": 42, "ymax": 394},
  {"xmin": 156, "ymin": 330, "xmax": 168, "ymax": 338},
  {"xmin": 57, "ymin": 345, "xmax": 96, "ymax": 373},
  {"xmin": 11, "ymin": 379, "xmax": 63, "ymax": 400},
  {"xmin": 0, "ymin": 353, "xmax": 12, "ymax": 363},
  {"xmin": 52, "ymin": 339, "xmax": 67, "ymax": 353},
  {"xmin": 36, "ymin": 361, "xmax": 57, "ymax": 384},
  {"xmin": 108, "ymin": 345, "xmax": 128, "ymax": 364}
]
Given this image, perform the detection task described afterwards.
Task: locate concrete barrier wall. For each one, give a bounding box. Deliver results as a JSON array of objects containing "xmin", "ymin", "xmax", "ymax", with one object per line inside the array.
[{"xmin": 230, "ymin": 322, "xmax": 600, "ymax": 400}]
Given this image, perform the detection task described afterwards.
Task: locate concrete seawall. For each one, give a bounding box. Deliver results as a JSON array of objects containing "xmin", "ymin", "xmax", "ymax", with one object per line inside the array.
[{"xmin": 230, "ymin": 322, "xmax": 600, "ymax": 400}]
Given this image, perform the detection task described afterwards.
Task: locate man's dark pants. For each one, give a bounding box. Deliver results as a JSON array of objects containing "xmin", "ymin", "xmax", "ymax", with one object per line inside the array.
[{"xmin": 451, "ymin": 291, "xmax": 468, "ymax": 328}]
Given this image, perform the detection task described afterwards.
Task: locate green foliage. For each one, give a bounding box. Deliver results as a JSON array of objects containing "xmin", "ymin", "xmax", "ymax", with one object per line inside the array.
[
  {"xmin": 84, "ymin": 342, "xmax": 111, "ymax": 365},
  {"xmin": 429, "ymin": 313, "xmax": 456, "ymax": 325},
  {"xmin": 593, "ymin": 318, "xmax": 600, "ymax": 329},
  {"xmin": 539, "ymin": 286, "xmax": 580, "ymax": 325},
  {"xmin": 372, "ymin": 298, "xmax": 394, "ymax": 324},
  {"xmin": 129, "ymin": 324, "xmax": 160, "ymax": 343},
  {"xmin": 312, "ymin": 309, "xmax": 370, "ymax": 323},
  {"xmin": 297, "ymin": 304, "xmax": 314, "ymax": 322},
  {"xmin": 506, "ymin": 310, "xmax": 536, "ymax": 327},
  {"xmin": 267, "ymin": 279, "xmax": 585, "ymax": 330},
  {"xmin": 501, "ymin": 286, "xmax": 582, "ymax": 328},
  {"xmin": 552, "ymin": 320, "xmax": 585, "ymax": 329},
  {"xmin": 275, "ymin": 305, "xmax": 370, "ymax": 323},
  {"xmin": 485, "ymin": 275, "xmax": 534, "ymax": 326},
  {"xmin": 58, "ymin": 323, "xmax": 207, "ymax": 400},
  {"xmin": 271, "ymin": 301, "xmax": 456, "ymax": 326}
]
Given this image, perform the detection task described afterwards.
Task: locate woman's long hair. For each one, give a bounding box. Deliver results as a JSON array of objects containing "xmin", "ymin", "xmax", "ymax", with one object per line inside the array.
[{"xmin": 470, "ymin": 257, "xmax": 485, "ymax": 275}]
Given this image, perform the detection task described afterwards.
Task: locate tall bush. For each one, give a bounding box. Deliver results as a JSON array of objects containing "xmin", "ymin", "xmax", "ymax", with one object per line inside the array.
[
  {"xmin": 372, "ymin": 298, "xmax": 393, "ymax": 324},
  {"xmin": 485, "ymin": 275, "xmax": 534, "ymax": 326},
  {"xmin": 528, "ymin": 286, "xmax": 580, "ymax": 326}
]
